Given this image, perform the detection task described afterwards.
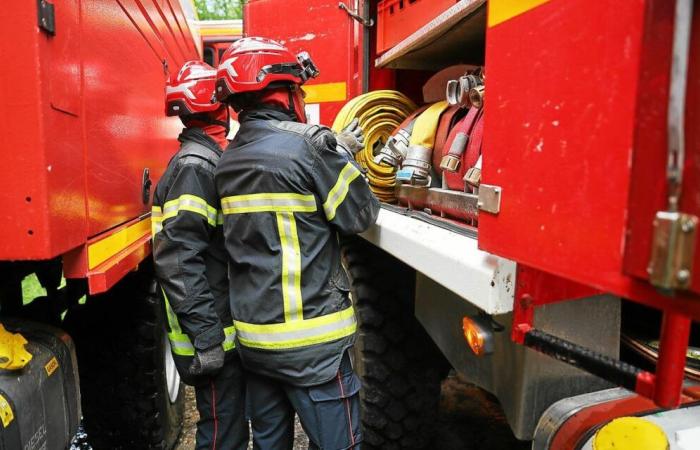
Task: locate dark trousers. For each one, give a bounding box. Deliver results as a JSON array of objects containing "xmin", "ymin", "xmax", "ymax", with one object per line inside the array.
[
  {"xmin": 194, "ymin": 356, "xmax": 249, "ymax": 450},
  {"xmin": 247, "ymin": 352, "xmax": 362, "ymax": 450}
]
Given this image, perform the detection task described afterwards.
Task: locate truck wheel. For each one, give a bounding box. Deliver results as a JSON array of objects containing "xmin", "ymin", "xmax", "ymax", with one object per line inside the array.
[
  {"xmin": 342, "ymin": 236, "xmax": 449, "ymax": 450},
  {"xmin": 63, "ymin": 264, "xmax": 184, "ymax": 449}
]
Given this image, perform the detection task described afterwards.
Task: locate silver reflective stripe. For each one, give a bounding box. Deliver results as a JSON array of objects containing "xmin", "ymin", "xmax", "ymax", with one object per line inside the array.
[
  {"xmin": 221, "ymin": 193, "xmax": 317, "ymax": 214},
  {"xmin": 276, "ymin": 212, "xmax": 303, "ymax": 321},
  {"xmin": 169, "ymin": 336, "xmax": 195, "ymax": 356},
  {"xmin": 152, "ymin": 207, "xmax": 163, "ymax": 235}
]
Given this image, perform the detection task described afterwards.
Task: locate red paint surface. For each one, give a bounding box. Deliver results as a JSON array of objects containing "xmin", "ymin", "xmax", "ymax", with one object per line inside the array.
[
  {"xmin": 479, "ymin": 0, "xmax": 700, "ymax": 318},
  {"xmin": 654, "ymin": 311, "xmax": 691, "ymax": 408},
  {"xmin": 0, "ymin": 0, "xmax": 197, "ymax": 262},
  {"xmin": 376, "ymin": 0, "xmax": 459, "ymax": 54},
  {"xmin": 245, "ymin": 0, "xmax": 366, "ymax": 126},
  {"xmin": 511, "ymin": 265, "xmax": 600, "ymax": 343}
]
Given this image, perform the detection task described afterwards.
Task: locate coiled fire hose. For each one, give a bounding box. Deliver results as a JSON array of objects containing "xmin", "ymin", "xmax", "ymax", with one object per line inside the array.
[{"xmin": 332, "ymin": 90, "xmax": 417, "ymax": 202}]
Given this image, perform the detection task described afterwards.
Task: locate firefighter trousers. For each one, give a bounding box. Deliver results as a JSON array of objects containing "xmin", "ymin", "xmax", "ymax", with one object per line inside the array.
[
  {"xmin": 194, "ymin": 355, "xmax": 249, "ymax": 450},
  {"xmin": 247, "ymin": 351, "xmax": 362, "ymax": 450}
]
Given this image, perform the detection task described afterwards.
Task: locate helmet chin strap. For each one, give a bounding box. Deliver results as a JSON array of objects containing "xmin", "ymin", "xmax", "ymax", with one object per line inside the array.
[
  {"xmin": 288, "ymin": 87, "xmax": 307, "ymax": 123},
  {"xmin": 183, "ymin": 107, "xmax": 230, "ymax": 135},
  {"xmin": 182, "ymin": 106, "xmax": 231, "ymax": 149}
]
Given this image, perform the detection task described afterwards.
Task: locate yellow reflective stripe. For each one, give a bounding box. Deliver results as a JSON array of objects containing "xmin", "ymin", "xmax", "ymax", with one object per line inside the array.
[
  {"xmin": 169, "ymin": 332, "xmax": 195, "ymax": 356},
  {"xmin": 166, "ymin": 296, "xmax": 194, "ymax": 356},
  {"xmin": 302, "ymin": 82, "xmax": 347, "ymax": 103},
  {"xmin": 161, "ymin": 194, "xmax": 218, "ymax": 226},
  {"xmin": 276, "ymin": 212, "xmax": 304, "ymax": 322},
  {"xmin": 223, "ymin": 326, "xmax": 237, "ymax": 351},
  {"xmin": 162, "ymin": 290, "xmax": 237, "ymax": 356},
  {"xmin": 234, "ymin": 306, "xmax": 357, "ymax": 350},
  {"xmin": 221, "ymin": 193, "xmax": 317, "ymax": 214},
  {"xmin": 163, "ymin": 290, "xmax": 183, "ymax": 334},
  {"xmin": 88, "ymin": 218, "xmax": 151, "ymax": 269},
  {"xmin": 322, "ymin": 162, "xmax": 362, "ymax": 221},
  {"xmin": 488, "ymin": 0, "xmax": 551, "ymax": 27}
]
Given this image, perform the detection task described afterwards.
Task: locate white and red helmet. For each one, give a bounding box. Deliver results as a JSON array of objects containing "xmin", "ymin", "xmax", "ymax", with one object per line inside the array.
[
  {"xmin": 215, "ymin": 37, "xmax": 319, "ymax": 102},
  {"xmin": 166, "ymin": 60, "xmax": 220, "ymax": 116}
]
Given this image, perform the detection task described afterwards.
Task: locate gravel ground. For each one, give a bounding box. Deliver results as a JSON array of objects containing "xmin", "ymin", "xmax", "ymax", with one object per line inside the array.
[{"xmin": 174, "ymin": 373, "xmax": 528, "ymax": 450}]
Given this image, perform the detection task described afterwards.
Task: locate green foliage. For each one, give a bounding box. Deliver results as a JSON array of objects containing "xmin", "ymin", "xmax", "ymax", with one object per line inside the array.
[
  {"xmin": 194, "ymin": 0, "xmax": 243, "ymax": 20},
  {"xmin": 21, "ymin": 274, "xmax": 46, "ymax": 305}
]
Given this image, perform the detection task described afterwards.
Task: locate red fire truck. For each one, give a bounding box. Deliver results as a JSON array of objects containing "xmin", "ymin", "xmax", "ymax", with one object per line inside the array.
[
  {"xmin": 195, "ymin": 19, "xmax": 243, "ymax": 67},
  {"xmin": 245, "ymin": 0, "xmax": 700, "ymax": 448},
  {"xmin": 2, "ymin": 0, "xmax": 700, "ymax": 449},
  {"xmin": 0, "ymin": 1, "xmax": 202, "ymax": 448}
]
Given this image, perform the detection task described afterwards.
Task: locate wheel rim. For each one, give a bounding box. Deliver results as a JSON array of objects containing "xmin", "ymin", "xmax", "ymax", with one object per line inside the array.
[{"xmin": 163, "ymin": 334, "xmax": 181, "ymax": 403}]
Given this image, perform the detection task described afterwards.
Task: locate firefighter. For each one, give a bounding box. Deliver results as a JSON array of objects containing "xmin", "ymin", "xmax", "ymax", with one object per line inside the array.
[
  {"xmin": 213, "ymin": 37, "xmax": 379, "ymax": 449},
  {"xmin": 152, "ymin": 60, "xmax": 248, "ymax": 450}
]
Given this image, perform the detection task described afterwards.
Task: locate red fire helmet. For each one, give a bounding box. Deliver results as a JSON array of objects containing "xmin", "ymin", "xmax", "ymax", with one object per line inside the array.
[
  {"xmin": 215, "ymin": 37, "xmax": 319, "ymax": 102},
  {"xmin": 165, "ymin": 60, "xmax": 220, "ymax": 116}
]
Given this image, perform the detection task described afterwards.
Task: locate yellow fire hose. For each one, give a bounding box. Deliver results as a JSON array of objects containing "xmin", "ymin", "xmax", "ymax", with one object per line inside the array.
[{"xmin": 332, "ymin": 90, "xmax": 417, "ymax": 202}]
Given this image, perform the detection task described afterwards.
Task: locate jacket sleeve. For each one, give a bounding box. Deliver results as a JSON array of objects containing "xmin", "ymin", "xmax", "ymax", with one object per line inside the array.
[
  {"xmin": 309, "ymin": 130, "xmax": 380, "ymax": 235},
  {"xmin": 152, "ymin": 163, "xmax": 224, "ymax": 351}
]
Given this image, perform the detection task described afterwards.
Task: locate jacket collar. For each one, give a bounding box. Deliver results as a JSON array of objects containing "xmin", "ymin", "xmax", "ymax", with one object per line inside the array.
[
  {"xmin": 178, "ymin": 127, "xmax": 223, "ymax": 156},
  {"xmin": 239, "ymin": 105, "xmax": 298, "ymax": 124}
]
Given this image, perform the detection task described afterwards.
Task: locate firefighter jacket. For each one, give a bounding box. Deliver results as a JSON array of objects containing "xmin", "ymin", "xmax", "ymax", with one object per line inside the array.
[
  {"xmin": 215, "ymin": 107, "xmax": 380, "ymax": 386},
  {"xmin": 152, "ymin": 127, "xmax": 236, "ymax": 385}
]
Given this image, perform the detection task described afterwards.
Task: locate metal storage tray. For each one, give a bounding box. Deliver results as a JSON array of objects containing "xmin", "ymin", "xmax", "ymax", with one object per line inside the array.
[{"xmin": 375, "ymin": 0, "xmax": 486, "ymax": 70}]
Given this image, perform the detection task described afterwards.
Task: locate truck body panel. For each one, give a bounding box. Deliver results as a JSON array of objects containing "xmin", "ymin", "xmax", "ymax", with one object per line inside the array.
[{"xmin": 0, "ymin": 0, "xmax": 196, "ymax": 267}]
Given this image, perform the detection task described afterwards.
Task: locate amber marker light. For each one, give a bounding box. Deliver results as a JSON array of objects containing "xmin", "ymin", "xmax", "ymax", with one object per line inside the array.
[{"xmin": 462, "ymin": 316, "xmax": 494, "ymax": 356}]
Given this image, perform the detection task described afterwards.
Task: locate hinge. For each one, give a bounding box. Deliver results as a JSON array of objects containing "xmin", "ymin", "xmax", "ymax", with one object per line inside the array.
[
  {"xmin": 37, "ymin": 0, "xmax": 55, "ymax": 35},
  {"xmin": 647, "ymin": 211, "xmax": 698, "ymax": 291},
  {"xmin": 477, "ymin": 184, "xmax": 501, "ymax": 214}
]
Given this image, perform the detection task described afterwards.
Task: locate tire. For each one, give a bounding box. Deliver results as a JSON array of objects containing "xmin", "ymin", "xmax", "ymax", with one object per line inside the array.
[
  {"xmin": 342, "ymin": 236, "xmax": 449, "ymax": 450},
  {"xmin": 63, "ymin": 262, "xmax": 184, "ymax": 449}
]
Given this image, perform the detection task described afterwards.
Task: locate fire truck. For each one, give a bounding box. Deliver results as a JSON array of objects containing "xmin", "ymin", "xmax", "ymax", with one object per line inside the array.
[
  {"xmin": 195, "ymin": 19, "xmax": 243, "ymax": 67},
  {"xmin": 2, "ymin": 0, "xmax": 699, "ymax": 449},
  {"xmin": 244, "ymin": 0, "xmax": 700, "ymax": 448},
  {"xmin": 0, "ymin": 1, "xmax": 203, "ymax": 448}
]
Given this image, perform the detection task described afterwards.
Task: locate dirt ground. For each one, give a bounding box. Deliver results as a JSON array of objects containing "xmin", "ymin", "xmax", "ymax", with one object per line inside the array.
[{"xmin": 174, "ymin": 373, "xmax": 528, "ymax": 450}]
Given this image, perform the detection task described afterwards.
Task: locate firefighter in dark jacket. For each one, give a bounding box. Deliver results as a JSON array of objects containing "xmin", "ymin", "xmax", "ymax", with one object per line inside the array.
[
  {"xmin": 214, "ymin": 37, "xmax": 379, "ymax": 449},
  {"xmin": 152, "ymin": 60, "xmax": 248, "ymax": 450}
]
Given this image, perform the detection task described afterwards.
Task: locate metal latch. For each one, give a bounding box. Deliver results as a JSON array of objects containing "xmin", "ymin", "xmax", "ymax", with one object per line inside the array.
[
  {"xmin": 37, "ymin": 0, "xmax": 55, "ymax": 35},
  {"xmin": 647, "ymin": 0, "xmax": 697, "ymax": 292},
  {"xmin": 648, "ymin": 212, "xmax": 698, "ymax": 291},
  {"xmin": 339, "ymin": 2, "xmax": 374, "ymax": 27},
  {"xmin": 477, "ymin": 184, "xmax": 501, "ymax": 214},
  {"xmin": 142, "ymin": 168, "xmax": 152, "ymax": 205}
]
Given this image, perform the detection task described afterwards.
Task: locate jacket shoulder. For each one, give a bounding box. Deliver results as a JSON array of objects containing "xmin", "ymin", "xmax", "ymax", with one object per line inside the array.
[
  {"xmin": 176, "ymin": 141, "xmax": 221, "ymax": 173},
  {"xmin": 270, "ymin": 121, "xmax": 336, "ymax": 153}
]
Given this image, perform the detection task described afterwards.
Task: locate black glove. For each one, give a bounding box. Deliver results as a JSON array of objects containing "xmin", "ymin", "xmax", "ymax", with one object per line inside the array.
[
  {"xmin": 188, "ymin": 344, "xmax": 225, "ymax": 377},
  {"xmin": 336, "ymin": 118, "xmax": 365, "ymax": 160}
]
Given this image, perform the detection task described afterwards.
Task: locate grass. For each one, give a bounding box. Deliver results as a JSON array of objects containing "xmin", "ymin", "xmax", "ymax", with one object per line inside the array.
[
  {"xmin": 21, "ymin": 274, "xmax": 46, "ymax": 305},
  {"xmin": 21, "ymin": 274, "xmax": 82, "ymax": 309}
]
